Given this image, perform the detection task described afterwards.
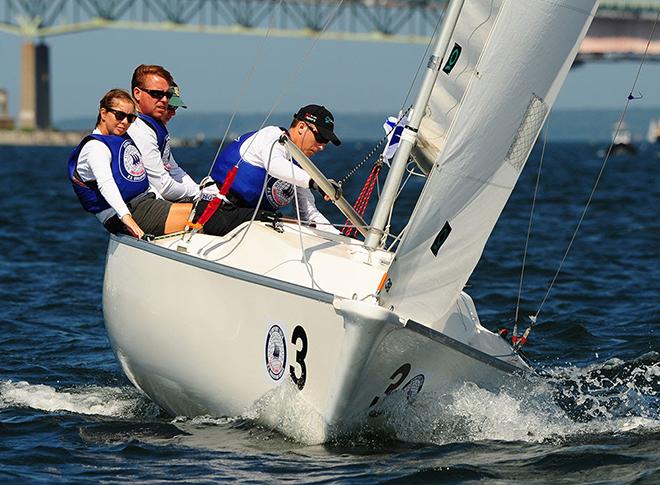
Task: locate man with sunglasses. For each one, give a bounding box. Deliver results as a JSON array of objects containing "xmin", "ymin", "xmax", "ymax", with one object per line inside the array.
[
  {"xmin": 210, "ymin": 104, "xmax": 342, "ymax": 234},
  {"xmin": 161, "ymin": 82, "xmax": 186, "ymax": 125},
  {"xmin": 127, "ymin": 64, "xmax": 199, "ymax": 202}
]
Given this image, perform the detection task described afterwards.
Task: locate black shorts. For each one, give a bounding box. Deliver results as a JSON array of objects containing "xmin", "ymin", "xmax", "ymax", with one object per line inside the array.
[
  {"xmin": 194, "ymin": 200, "xmax": 272, "ymax": 236},
  {"xmin": 103, "ymin": 193, "xmax": 172, "ymax": 236}
]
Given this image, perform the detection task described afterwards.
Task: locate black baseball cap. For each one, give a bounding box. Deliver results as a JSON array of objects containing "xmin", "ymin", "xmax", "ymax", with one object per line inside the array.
[{"xmin": 293, "ymin": 104, "xmax": 341, "ymax": 146}]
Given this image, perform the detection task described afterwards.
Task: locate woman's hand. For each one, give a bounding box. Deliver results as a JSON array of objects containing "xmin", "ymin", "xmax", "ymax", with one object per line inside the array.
[{"xmin": 121, "ymin": 214, "xmax": 145, "ymax": 239}]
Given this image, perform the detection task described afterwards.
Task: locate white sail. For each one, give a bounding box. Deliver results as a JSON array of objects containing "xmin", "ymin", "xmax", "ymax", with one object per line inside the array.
[
  {"xmin": 380, "ymin": 0, "xmax": 599, "ymax": 326},
  {"xmin": 412, "ymin": 0, "xmax": 505, "ymax": 174}
]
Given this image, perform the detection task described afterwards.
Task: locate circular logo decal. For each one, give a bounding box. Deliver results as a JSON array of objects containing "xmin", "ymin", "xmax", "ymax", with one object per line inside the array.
[
  {"xmin": 265, "ymin": 325, "xmax": 286, "ymax": 380},
  {"xmin": 120, "ymin": 142, "xmax": 146, "ymax": 182},
  {"xmin": 403, "ymin": 374, "xmax": 425, "ymax": 403},
  {"xmin": 267, "ymin": 179, "xmax": 295, "ymax": 208}
]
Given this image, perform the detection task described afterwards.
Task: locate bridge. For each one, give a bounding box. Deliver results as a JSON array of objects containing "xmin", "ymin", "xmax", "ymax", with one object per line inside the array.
[{"xmin": 1, "ymin": 0, "xmax": 659, "ymax": 129}]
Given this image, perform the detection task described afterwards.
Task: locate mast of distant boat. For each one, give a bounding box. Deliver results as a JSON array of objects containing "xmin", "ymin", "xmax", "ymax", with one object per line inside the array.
[{"xmin": 363, "ymin": 0, "xmax": 466, "ymax": 250}]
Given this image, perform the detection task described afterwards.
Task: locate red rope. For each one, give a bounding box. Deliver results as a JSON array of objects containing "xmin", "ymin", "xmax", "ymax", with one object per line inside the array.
[
  {"xmin": 196, "ymin": 165, "xmax": 238, "ymax": 227},
  {"xmin": 342, "ymin": 163, "xmax": 381, "ymax": 237}
]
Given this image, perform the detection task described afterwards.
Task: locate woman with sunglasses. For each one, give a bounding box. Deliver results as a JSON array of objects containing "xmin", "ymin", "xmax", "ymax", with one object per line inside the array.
[
  {"xmin": 68, "ymin": 88, "xmax": 192, "ymax": 238},
  {"xmin": 209, "ymin": 104, "xmax": 342, "ymax": 234}
]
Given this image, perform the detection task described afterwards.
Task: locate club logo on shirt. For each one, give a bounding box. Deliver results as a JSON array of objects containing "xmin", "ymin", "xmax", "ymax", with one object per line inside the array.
[
  {"xmin": 120, "ymin": 142, "xmax": 146, "ymax": 182},
  {"xmin": 267, "ymin": 179, "xmax": 295, "ymax": 208}
]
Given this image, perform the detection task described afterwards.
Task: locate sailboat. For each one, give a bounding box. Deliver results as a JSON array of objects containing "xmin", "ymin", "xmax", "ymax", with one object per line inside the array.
[
  {"xmin": 610, "ymin": 121, "xmax": 637, "ymax": 155},
  {"xmin": 102, "ymin": 0, "xmax": 599, "ymax": 443}
]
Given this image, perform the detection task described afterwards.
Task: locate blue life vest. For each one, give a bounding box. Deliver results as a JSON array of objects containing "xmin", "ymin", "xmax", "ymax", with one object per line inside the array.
[
  {"xmin": 210, "ymin": 129, "xmax": 296, "ymax": 212},
  {"xmin": 138, "ymin": 113, "xmax": 171, "ymax": 165},
  {"xmin": 68, "ymin": 134, "xmax": 149, "ymax": 214}
]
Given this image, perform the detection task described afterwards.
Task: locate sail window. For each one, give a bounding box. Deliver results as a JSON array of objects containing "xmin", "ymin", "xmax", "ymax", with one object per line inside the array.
[
  {"xmin": 430, "ymin": 221, "xmax": 452, "ymax": 256},
  {"xmin": 505, "ymin": 94, "xmax": 548, "ymax": 172}
]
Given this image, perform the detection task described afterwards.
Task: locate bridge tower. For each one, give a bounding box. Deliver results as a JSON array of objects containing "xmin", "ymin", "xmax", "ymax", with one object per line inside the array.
[{"xmin": 19, "ymin": 41, "xmax": 50, "ymax": 130}]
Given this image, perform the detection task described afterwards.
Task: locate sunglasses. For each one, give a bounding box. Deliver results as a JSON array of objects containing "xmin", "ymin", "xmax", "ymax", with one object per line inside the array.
[
  {"xmin": 167, "ymin": 105, "xmax": 178, "ymax": 113},
  {"xmin": 107, "ymin": 108, "xmax": 137, "ymax": 123},
  {"xmin": 139, "ymin": 87, "xmax": 173, "ymax": 100},
  {"xmin": 304, "ymin": 122, "xmax": 330, "ymax": 144}
]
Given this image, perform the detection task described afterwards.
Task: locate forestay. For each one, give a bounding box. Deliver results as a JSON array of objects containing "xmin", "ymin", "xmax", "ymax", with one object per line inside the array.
[{"xmin": 380, "ymin": 0, "xmax": 599, "ymax": 325}]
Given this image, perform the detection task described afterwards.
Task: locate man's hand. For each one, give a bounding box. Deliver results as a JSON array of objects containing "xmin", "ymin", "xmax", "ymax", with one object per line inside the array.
[{"xmin": 309, "ymin": 178, "xmax": 342, "ymax": 201}]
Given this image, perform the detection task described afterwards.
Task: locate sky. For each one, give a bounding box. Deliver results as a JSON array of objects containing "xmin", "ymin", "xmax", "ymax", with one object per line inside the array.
[{"xmin": 1, "ymin": 26, "xmax": 660, "ymax": 124}]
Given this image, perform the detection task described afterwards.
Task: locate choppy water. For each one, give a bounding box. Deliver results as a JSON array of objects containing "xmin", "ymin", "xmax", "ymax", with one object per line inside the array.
[{"xmin": 0, "ymin": 139, "xmax": 658, "ymax": 482}]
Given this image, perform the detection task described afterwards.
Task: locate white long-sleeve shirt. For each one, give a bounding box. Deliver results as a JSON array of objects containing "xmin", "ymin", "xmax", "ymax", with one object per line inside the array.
[
  {"xmin": 238, "ymin": 126, "xmax": 338, "ymax": 233},
  {"xmin": 128, "ymin": 117, "xmax": 199, "ymax": 201},
  {"xmin": 75, "ymin": 129, "xmax": 153, "ymax": 224}
]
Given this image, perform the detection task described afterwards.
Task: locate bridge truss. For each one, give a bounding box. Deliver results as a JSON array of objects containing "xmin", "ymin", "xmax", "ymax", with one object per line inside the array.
[{"xmin": 1, "ymin": 0, "xmax": 659, "ymax": 46}]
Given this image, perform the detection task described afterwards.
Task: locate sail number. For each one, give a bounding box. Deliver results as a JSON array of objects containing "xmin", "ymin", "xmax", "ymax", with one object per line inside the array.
[
  {"xmin": 369, "ymin": 363, "xmax": 425, "ymax": 416},
  {"xmin": 369, "ymin": 363, "xmax": 411, "ymax": 408},
  {"xmin": 290, "ymin": 325, "xmax": 308, "ymax": 390}
]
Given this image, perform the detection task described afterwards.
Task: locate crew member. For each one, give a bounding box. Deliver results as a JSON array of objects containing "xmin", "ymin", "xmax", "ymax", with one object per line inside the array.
[
  {"xmin": 127, "ymin": 64, "xmax": 199, "ymax": 202},
  {"xmin": 161, "ymin": 81, "xmax": 186, "ymax": 126},
  {"xmin": 210, "ymin": 104, "xmax": 342, "ymax": 233},
  {"xmin": 68, "ymin": 89, "xmax": 192, "ymax": 238}
]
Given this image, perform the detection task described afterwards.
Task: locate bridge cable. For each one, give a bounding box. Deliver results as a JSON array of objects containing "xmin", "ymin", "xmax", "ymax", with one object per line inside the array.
[{"xmin": 515, "ymin": 10, "xmax": 660, "ymax": 351}]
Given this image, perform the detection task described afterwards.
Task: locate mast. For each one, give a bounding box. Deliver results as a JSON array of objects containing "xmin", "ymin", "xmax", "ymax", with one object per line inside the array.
[
  {"xmin": 282, "ymin": 136, "xmax": 369, "ymax": 237},
  {"xmin": 364, "ymin": 0, "xmax": 466, "ymax": 250}
]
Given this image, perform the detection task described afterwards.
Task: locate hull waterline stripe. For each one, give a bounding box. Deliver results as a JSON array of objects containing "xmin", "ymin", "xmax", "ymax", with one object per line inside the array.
[
  {"xmin": 109, "ymin": 234, "xmax": 334, "ymax": 304},
  {"xmin": 405, "ymin": 320, "xmax": 528, "ymax": 374}
]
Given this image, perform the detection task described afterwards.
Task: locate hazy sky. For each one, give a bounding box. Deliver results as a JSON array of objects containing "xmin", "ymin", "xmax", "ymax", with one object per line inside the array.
[{"xmin": 1, "ymin": 27, "xmax": 659, "ymax": 123}]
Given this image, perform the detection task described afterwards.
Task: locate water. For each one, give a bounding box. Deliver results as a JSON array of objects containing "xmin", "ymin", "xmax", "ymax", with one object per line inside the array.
[{"xmin": 1, "ymin": 139, "xmax": 658, "ymax": 482}]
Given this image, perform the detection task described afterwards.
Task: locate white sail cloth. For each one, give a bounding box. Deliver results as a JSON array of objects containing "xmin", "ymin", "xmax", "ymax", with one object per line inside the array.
[{"xmin": 380, "ymin": 0, "xmax": 599, "ymax": 326}]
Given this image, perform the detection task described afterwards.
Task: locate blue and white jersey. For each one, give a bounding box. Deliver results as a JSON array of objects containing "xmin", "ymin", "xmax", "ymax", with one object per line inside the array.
[
  {"xmin": 128, "ymin": 113, "xmax": 200, "ymax": 201},
  {"xmin": 137, "ymin": 113, "xmax": 170, "ymax": 163},
  {"xmin": 211, "ymin": 127, "xmax": 300, "ymax": 212},
  {"xmin": 68, "ymin": 133, "xmax": 149, "ymax": 214}
]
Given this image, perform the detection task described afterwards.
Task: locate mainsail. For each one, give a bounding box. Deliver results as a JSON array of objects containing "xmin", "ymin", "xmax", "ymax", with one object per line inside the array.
[{"xmin": 380, "ymin": 0, "xmax": 599, "ymax": 325}]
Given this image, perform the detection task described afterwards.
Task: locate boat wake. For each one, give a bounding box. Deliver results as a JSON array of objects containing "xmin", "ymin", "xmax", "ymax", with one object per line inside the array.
[
  {"xmin": 1, "ymin": 352, "xmax": 657, "ymax": 447},
  {"xmin": 371, "ymin": 352, "xmax": 659, "ymax": 446},
  {"xmin": 0, "ymin": 380, "xmax": 160, "ymax": 419}
]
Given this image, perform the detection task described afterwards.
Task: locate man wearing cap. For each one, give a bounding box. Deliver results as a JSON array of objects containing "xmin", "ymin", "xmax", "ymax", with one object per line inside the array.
[
  {"xmin": 128, "ymin": 64, "xmax": 199, "ymax": 202},
  {"xmin": 161, "ymin": 81, "xmax": 186, "ymax": 125},
  {"xmin": 210, "ymin": 104, "xmax": 342, "ymax": 233}
]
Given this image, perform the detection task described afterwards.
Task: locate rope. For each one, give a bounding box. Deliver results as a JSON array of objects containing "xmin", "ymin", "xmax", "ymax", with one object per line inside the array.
[
  {"xmin": 513, "ymin": 122, "xmax": 549, "ymax": 338},
  {"xmin": 517, "ymin": 10, "xmax": 660, "ymax": 350},
  {"xmin": 342, "ymin": 159, "xmax": 382, "ymax": 237}
]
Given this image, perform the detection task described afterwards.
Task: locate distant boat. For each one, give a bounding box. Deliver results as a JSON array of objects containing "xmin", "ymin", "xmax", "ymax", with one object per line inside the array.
[
  {"xmin": 609, "ymin": 121, "xmax": 637, "ymax": 155},
  {"xmin": 99, "ymin": 0, "xmax": 599, "ymax": 443}
]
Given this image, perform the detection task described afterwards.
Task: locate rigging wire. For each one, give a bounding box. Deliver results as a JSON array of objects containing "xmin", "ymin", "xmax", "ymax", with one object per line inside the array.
[
  {"xmin": 524, "ymin": 10, "xmax": 660, "ymax": 341},
  {"xmin": 187, "ymin": 0, "xmax": 344, "ymax": 229},
  {"xmin": 398, "ymin": 2, "xmax": 447, "ymax": 113},
  {"xmin": 186, "ymin": 0, "xmax": 284, "ymax": 225},
  {"xmin": 513, "ymin": 121, "xmax": 549, "ymax": 337}
]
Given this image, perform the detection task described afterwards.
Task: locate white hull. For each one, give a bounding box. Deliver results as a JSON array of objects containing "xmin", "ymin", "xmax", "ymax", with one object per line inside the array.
[{"xmin": 103, "ymin": 223, "xmax": 528, "ymax": 443}]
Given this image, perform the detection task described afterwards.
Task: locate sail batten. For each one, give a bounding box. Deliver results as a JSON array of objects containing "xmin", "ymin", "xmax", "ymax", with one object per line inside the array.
[{"xmin": 380, "ymin": 0, "xmax": 599, "ymax": 327}]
